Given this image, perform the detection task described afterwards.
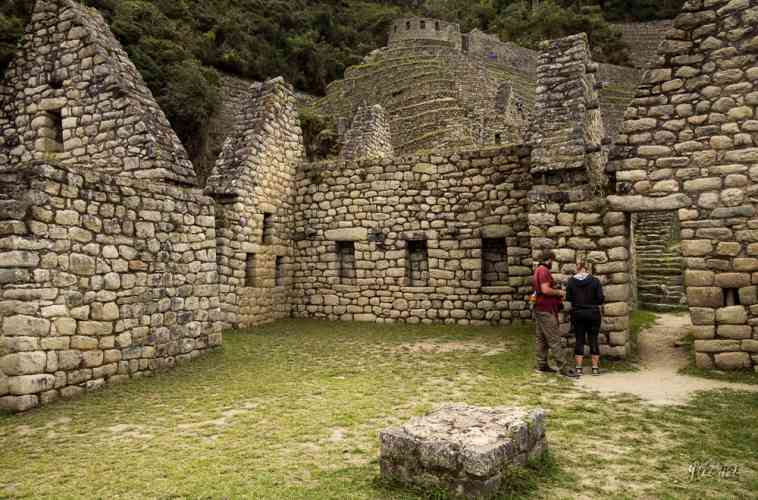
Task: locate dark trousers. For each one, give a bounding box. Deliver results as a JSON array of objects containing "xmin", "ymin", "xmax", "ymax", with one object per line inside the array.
[{"xmin": 573, "ymin": 315, "xmax": 600, "ymax": 356}]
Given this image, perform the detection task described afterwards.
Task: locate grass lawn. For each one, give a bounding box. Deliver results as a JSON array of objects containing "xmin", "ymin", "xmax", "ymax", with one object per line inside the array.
[{"xmin": 1, "ymin": 314, "xmax": 757, "ymax": 499}]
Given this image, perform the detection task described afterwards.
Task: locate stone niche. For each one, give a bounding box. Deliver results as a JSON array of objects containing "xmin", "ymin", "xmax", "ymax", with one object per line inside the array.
[{"xmin": 380, "ymin": 404, "xmax": 547, "ymax": 499}]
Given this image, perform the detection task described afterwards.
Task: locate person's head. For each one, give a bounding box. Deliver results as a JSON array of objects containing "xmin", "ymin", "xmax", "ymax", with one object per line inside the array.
[
  {"xmin": 539, "ymin": 250, "xmax": 556, "ymax": 266},
  {"xmin": 576, "ymin": 258, "xmax": 591, "ymax": 274}
]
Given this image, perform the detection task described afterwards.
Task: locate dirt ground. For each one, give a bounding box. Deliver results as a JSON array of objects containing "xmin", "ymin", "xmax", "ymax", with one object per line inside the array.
[{"xmin": 578, "ymin": 313, "xmax": 758, "ymax": 405}]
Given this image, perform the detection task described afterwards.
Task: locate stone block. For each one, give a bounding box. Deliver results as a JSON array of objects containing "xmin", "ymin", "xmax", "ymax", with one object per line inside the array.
[
  {"xmin": 681, "ymin": 240, "xmax": 714, "ymax": 257},
  {"xmin": 2, "ymin": 315, "xmax": 51, "ymax": 336},
  {"xmin": 380, "ymin": 404, "xmax": 547, "ymax": 499},
  {"xmin": 0, "ymin": 395, "xmax": 38, "ymax": 412},
  {"xmin": 324, "ymin": 228, "xmax": 368, "ymax": 241},
  {"xmin": 691, "ymin": 326, "xmax": 715, "ymax": 340},
  {"xmin": 687, "ymin": 287, "xmax": 723, "ymax": 308},
  {"xmin": 0, "ymin": 352, "xmax": 46, "ymax": 375},
  {"xmin": 685, "ymin": 270, "xmax": 714, "ymax": 287},
  {"xmin": 8, "ymin": 374, "xmax": 55, "ymax": 395},
  {"xmin": 695, "ymin": 353, "xmax": 714, "ymax": 369},
  {"xmin": 715, "ymin": 273, "xmax": 751, "ymax": 288},
  {"xmin": 716, "ymin": 306, "xmax": 747, "ymax": 324},
  {"xmin": 690, "ymin": 308, "xmax": 715, "ymax": 326},
  {"xmin": 714, "ymin": 352, "xmax": 751, "ymax": 370},
  {"xmin": 739, "ymin": 286, "xmax": 758, "ymax": 305},
  {"xmin": 717, "ymin": 325, "xmax": 752, "ymax": 340},
  {"xmin": 694, "ymin": 340, "xmax": 741, "ymax": 353}
]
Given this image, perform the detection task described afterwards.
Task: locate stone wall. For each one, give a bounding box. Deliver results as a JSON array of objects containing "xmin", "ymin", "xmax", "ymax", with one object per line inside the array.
[
  {"xmin": 206, "ymin": 77, "xmax": 304, "ymax": 329},
  {"xmin": 292, "ymin": 146, "xmax": 534, "ymax": 325},
  {"xmin": 339, "ymin": 104, "xmax": 394, "ymax": 160},
  {"xmin": 609, "ymin": 0, "xmax": 758, "ymax": 371},
  {"xmin": 0, "ymin": 162, "xmax": 221, "ymax": 412},
  {"xmin": 529, "ymin": 33, "xmax": 631, "ymax": 357},
  {"xmin": 0, "ymin": 0, "xmax": 196, "ymax": 186}
]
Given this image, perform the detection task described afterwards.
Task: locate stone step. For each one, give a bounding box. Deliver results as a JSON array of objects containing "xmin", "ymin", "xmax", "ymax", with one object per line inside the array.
[{"xmin": 639, "ymin": 302, "xmax": 689, "ymax": 312}]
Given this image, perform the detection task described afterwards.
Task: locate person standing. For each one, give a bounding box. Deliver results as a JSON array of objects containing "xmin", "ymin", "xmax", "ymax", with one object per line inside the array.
[
  {"xmin": 532, "ymin": 250, "xmax": 577, "ymax": 378},
  {"xmin": 566, "ymin": 260, "xmax": 605, "ymax": 376}
]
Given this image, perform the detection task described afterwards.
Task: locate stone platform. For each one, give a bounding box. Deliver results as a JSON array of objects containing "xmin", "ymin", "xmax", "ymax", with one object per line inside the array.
[{"xmin": 379, "ymin": 403, "xmax": 547, "ymax": 499}]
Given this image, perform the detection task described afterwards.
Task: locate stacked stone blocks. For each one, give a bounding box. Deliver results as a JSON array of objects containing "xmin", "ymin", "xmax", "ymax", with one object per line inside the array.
[
  {"xmin": 380, "ymin": 404, "xmax": 547, "ymax": 499},
  {"xmin": 528, "ymin": 34, "xmax": 631, "ymax": 357},
  {"xmin": 609, "ymin": 0, "xmax": 758, "ymax": 371}
]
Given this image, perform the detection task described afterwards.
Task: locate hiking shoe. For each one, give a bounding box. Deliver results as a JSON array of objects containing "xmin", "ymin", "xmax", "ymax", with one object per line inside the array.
[
  {"xmin": 592, "ymin": 367, "xmax": 600, "ymax": 376},
  {"xmin": 560, "ymin": 368, "xmax": 579, "ymax": 378},
  {"xmin": 575, "ymin": 367, "xmax": 583, "ymax": 377}
]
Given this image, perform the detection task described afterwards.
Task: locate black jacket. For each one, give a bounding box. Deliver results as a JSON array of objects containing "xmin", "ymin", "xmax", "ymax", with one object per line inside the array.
[{"xmin": 566, "ymin": 274, "xmax": 604, "ymax": 322}]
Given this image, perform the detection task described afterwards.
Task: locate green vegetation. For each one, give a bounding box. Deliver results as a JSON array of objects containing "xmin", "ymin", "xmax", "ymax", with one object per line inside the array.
[
  {"xmin": 0, "ymin": 1, "xmax": 685, "ymax": 164},
  {"xmin": 2, "ymin": 318, "xmax": 756, "ymax": 498}
]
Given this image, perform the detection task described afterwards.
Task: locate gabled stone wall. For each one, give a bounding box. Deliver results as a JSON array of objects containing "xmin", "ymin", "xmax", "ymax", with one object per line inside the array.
[
  {"xmin": 609, "ymin": 0, "xmax": 758, "ymax": 371},
  {"xmin": 206, "ymin": 78, "xmax": 304, "ymax": 329},
  {"xmin": 0, "ymin": 0, "xmax": 196, "ymax": 185},
  {"xmin": 292, "ymin": 147, "xmax": 533, "ymax": 325},
  {"xmin": 339, "ymin": 104, "xmax": 394, "ymax": 160},
  {"xmin": 529, "ymin": 34, "xmax": 632, "ymax": 357}
]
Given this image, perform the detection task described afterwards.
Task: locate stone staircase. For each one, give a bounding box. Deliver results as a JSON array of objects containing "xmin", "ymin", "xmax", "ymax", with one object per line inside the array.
[{"xmin": 635, "ymin": 212, "xmax": 687, "ymax": 312}]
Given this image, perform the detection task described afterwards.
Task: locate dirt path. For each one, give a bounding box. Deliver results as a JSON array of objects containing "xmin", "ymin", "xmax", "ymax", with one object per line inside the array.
[{"xmin": 577, "ymin": 313, "xmax": 758, "ymax": 405}]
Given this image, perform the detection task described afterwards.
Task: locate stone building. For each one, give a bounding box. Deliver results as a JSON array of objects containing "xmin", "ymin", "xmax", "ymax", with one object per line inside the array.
[
  {"xmin": 206, "ymin": 78, "xmax": 303, "ymax": 329},
  {"xmin": 609, "ymin": 0, "xmax": 758, "ymax": 371},
  {"xmin": 0, "ymin": 0, "xmax": 222, "ymax": 412},
  {"xmin": 2, "ymin": 0, "xmax": 757, "ymax": 413}
]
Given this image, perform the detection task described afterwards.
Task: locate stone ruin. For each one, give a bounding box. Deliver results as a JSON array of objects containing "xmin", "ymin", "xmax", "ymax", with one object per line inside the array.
[
  {"xmin": 379, "ymin": 404, "xmax": 547, "ymax": 499},
  {"xmin": 1, "ymin": 0, "xmax": 757, "ymax": 412}
]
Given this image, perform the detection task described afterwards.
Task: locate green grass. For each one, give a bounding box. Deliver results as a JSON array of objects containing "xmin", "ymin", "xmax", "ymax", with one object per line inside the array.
[{"xmin": 1, "ymin": 318, "xmax": 756, "ymax": 499}]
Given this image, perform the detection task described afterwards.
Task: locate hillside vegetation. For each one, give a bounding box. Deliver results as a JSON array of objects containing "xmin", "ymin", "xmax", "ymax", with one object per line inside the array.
[{"xmin": 1, "ymin": 0, "xmax": 684, "ymax": 165}]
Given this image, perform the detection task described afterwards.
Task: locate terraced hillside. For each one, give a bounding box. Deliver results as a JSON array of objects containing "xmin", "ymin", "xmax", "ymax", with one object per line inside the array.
[
  {"xmin": 310, "ymin": 38, "xmax": 527, "ymax": 155},
  {"xmin": 308, "ymin": 23, "xmax": 640, "ymax": 157}
]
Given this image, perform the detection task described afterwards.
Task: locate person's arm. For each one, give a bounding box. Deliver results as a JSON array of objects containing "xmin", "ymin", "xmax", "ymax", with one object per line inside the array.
[
  {"xmin": 565, "ymin": 279, "xmax": 574, "ymax": 303},
  {"xmin": 538, "ymin": 269, "xmax": 564, "ymax": 297},
  {"xmin": 596, "ymin": 279, "xmax": 605, "ymax": 305}
]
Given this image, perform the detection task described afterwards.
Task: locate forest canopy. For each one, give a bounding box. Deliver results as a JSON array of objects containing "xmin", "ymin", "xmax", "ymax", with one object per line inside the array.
[{"xmin": 0, "ymin": 0, "xmax": 685, "ymax": 161}]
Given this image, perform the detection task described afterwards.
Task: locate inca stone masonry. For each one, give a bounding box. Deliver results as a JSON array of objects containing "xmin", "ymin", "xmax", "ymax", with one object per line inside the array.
[{"xmin": 1, "ymin": 0, "xmax": 757, "ymax": 412}]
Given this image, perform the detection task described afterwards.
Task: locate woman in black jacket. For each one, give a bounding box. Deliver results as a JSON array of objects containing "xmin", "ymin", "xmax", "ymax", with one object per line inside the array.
[{"xmin": 566, "ymin": 260, "xmax": 605, "ymax": 376}]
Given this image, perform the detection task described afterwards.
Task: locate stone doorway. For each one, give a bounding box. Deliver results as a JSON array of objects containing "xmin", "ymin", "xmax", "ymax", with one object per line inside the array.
[{"xmin": 632, "ymin": 211, "xmax": 687, "ymax": 311}]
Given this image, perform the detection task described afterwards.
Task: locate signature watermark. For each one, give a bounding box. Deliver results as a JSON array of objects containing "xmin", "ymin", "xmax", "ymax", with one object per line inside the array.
[{"xmin": 688, "ymin": 460, "xmax": 740, "ymax": 481}]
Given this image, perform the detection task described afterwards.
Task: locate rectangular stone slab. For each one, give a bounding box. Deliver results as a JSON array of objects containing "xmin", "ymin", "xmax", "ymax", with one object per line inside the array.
[{"xmin": 379, "ymin": 403, "xmax": 547, "ymax": 499}]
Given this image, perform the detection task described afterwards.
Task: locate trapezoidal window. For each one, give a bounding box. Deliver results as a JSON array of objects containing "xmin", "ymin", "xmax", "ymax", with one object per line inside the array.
[
  {"xmin": 40, "ymin": 109, "xmax": 64, "ymax": 153},
  {"xmin": 435, "ymin": 21, "xmax": 440, "ymax": 31},
  {"xmin": 337, "ymin": 241, "xmax": 356, "ymax": 285},
  {"xmin": 406, "ymin": 240, "xmax": 429, "ymax": 287},
  {"xmin": 406, "ymin": 21, "xmax": 411, "ymax": 30},
  {"xmin": 245, "ymin": 253, "xmax": 256, "ymax": 287},
  {"xmin": 482, "ymin": 238, "xmax": 508, "ymax": 287},
  {"xmin": 495, "ymin": 133, "xmax": 502, "ymax": 145},
  {"xmin": 261, "ymin": 212, "xmax": 274, "ymax": 245},
  {"xmin": 420, "ymin": 20, "xmax": 426, "ymax": 29},
  {"xmin": 275, "ymin": 256, "xmax": 285, "ymax": 287}
]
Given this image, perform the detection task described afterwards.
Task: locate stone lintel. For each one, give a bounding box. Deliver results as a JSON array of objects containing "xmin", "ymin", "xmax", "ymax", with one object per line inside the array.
[
  {"xmin": 324, "ymin": 228, "xmax": 368, "ymax": 241},
  {"xmin": 607, "ymin": 194, "xmax": 691, "ymax": 212}
]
